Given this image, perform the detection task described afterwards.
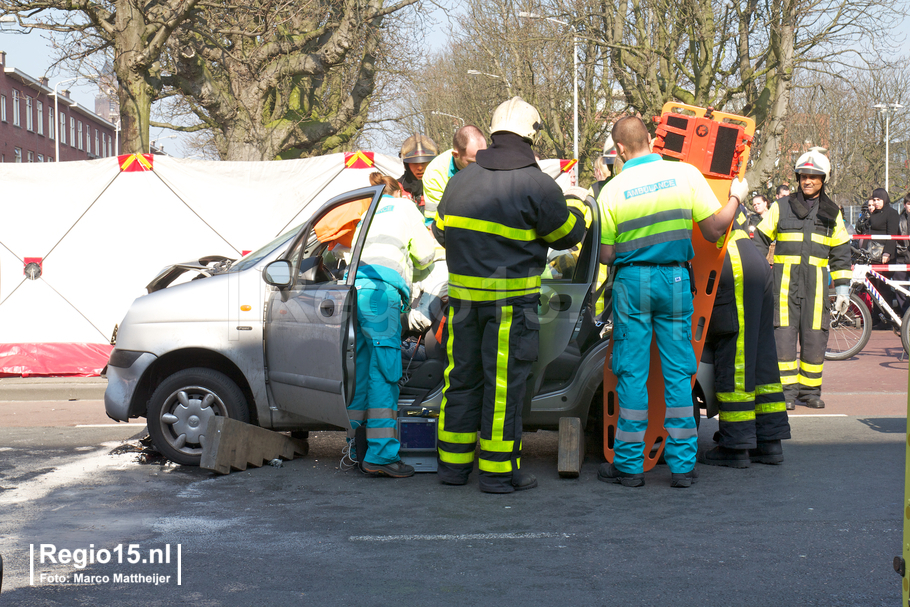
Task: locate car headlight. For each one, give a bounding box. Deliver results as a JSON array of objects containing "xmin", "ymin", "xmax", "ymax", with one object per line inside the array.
[{"xmin": 108, "ymin": 349, "xmax": 146, "ymax": 368}]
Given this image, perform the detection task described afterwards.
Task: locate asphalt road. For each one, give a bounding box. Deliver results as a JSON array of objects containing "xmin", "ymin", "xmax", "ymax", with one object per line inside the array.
[{"xmin": 0, "ymin": 330, "xmax": 907, "ymax": 606}]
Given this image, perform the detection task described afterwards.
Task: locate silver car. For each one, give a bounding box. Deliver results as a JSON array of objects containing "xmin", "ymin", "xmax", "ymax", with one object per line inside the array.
[{"xmin": 105, "ymin": 184, "xmax": 714, "ymax": 466}]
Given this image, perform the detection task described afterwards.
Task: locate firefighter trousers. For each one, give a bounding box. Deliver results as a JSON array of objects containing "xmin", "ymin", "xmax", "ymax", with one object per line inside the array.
[
  {"xmin": 775, "ymin": 291, "xmax": 829, "ymax": 404},
  {"xmin": 611, "ymin": 265, "xmax": 698, "ymax": 474},
  {"xmin": 707, "ymin": 236, "xmax": 790, "ymax": 449},
  {"xmin": 436, "ymin": 299, "xmax": 538, "ymax": 491}
]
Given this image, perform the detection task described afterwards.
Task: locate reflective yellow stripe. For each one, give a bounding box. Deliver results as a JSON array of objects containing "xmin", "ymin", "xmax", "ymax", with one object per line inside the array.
[
  {"xmin": 716, "ymin": 390, "xmax": 755, "ymax": 403},
  {"xmin": 774, "ymin": 255, "xmax": 801, "ymax": 265},
  {"xmin": 729, "ymin": 239, "xmax": 747, "ymax": 392},
  {"xmin": 492, "ymin": 306, "xmax": 512, "ymax": 442},
  {"xmin": 777, "ymin": 232, "xmax": 803, "ymax": 242},
  {"xmin": 797, "ymin": 374, "xmax": 823, "ymax": 386},
  {"xmin": 779, "ymin": 360, "xmax": 798, "ymax": 370},
  {"xmin": 438, "ymin": 429, "xmax": 477, "ymax": 444},
  {"xmin": 479, "ymin": 458, "xmax": 514, "ymax": 473},
  {"xmin": 756, "ymin": 402, "xmax": 787, "ymax": 414},
  {"xmin": 808, "ymin": 256, "xmax": 828, "ymax": 267},
  {"xmin": 719, "ymin": 410, "xmax": 756, "ymax": 422},
  {"xmin": 438, "ymin": 309, "xmax": 476, "ymax": 445},
  {"xmin": 756, "ymin": 383, "xmax": 784, "ymax": 395},
  {"xmin": 813, "ymin": 266, "xmax": 824, "ymax": 330},
  {"xmin": 438, "ymin": 449, "xmax": 475, "ymax": 464},
  {"xmin": 480, "ymin": 438, "xmax": 515, "ymax": 453},
  {"xmin": 449, "ymin": 285, "xmax": 540, "ymax": 302},
  {"xmin": 830, "ymin": 269, "xmax": 852, "ymax": 281},
  {"xmin": 801, "ymin": 360, "xmax": 824, "ymax": 373},
  {"xmin": 781, "ymin": 375, "xmax": 799, "ymax": 385},
  {"xmin": 779, "ymin": 261, "xmax": 792, "ymax": 326},
  {"xmin": 434, "ymin": 212, "xmax": 445, "ymax": 232},
  {"xmin": 811, "ymin": 233, "xmax": 839, "ymax": 247},
  {"xmin": 542, "ymin": 212, "xmax": 578, "ymax": 243},
  {"xmin": 449, "ymin": 273, "xmax": 541, "ymax": 291},
  {"xmin": 443, "ymin": 215, "xmax": 536, "ymax": 241}
]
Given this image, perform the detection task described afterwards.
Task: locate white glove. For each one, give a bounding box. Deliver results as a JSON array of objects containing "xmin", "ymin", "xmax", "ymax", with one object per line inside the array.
[
  {"xmin": 834, "ymin": 286, "xmax": 850, "ymax": 315},
  {"xmin": 729, "ymin": 178, "xmax": 749, "ymax": 204}
]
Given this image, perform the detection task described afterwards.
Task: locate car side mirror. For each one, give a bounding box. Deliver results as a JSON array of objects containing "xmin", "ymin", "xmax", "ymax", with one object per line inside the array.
[{"xmin": 263, "ymin": 260, "xmax": 292, "ymax": 287}]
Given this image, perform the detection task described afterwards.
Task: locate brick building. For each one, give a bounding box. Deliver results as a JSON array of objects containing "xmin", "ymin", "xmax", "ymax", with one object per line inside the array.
[{"xmin": 0, "ymin": 51, "xmax": 117, "ymax": 163}]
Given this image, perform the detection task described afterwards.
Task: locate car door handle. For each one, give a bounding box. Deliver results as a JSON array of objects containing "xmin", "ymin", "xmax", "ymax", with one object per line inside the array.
[
  {"xmin": 549, "ymin": 293, "xmax": 572, "ymax": 312},
  {"xmin": 319, "ymin": 299, "xmax": 335, "ymax": 317}
]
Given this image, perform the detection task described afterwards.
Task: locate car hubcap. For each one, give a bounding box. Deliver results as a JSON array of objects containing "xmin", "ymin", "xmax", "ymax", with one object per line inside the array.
[{"xmin": 160, "ymin": 387, "xmax": 227, "ymax": 454}]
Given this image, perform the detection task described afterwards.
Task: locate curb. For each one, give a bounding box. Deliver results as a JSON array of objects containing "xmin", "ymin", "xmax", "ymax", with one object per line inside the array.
[{"xmin": 0, "ymin": 378, "xmax": 108, "ymax": 401}]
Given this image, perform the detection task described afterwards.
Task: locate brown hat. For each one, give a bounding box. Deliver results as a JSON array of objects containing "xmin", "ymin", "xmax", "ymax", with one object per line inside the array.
[{"xmin": 400, "ymin": 134, "xmax": 438, "ymax": 163}]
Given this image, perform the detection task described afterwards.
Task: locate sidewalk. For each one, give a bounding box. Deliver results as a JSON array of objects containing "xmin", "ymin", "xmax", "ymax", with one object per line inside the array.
[{"xmin": 0, "ymin": 376, "xmax": 107, "ymax": 401}]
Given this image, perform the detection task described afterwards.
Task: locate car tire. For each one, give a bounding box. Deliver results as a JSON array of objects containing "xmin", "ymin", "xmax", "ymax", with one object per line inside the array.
[{"xmin": 147, "ymin": 368, "xmax": 250, "ymax": 466}]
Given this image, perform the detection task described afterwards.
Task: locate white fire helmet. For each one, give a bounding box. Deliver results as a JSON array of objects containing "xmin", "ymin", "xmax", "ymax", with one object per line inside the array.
[
  {"xmin": 794, "ymin": 146, "xmax": 830, "ymax": 181},
  {"xmin": 490, "ymin": 97, "xmax": 543, "ymax": 141},
  {"xmin": 603, "ymin": 134, "xmax": 618, "ymax": 165}
]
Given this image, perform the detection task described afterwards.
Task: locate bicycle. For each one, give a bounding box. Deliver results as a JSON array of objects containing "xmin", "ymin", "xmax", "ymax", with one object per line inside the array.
[{"xmin": 825, "ymin": 245, "xmax": 910, "ymax": 360}]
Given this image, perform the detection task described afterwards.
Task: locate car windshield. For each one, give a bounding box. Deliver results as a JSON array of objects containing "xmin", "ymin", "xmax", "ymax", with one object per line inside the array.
[{"xmin": 229, "ymin": 225, "xmax": 301, "ymax": 273}]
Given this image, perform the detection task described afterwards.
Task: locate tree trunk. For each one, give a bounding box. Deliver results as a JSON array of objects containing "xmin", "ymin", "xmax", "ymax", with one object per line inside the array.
[{"xmin": 113, "ymin": 0, "xmax": 158, "ymax": 154}]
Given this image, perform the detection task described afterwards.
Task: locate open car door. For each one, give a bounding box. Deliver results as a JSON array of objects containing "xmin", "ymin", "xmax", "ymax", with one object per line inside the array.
[
  {"xmin": 263, "ymin": 186, "xmax": 384, "ymax": 429},
  {"xmin": 530, "ymin": 194, "xmax": 601, "ymax": 397}
]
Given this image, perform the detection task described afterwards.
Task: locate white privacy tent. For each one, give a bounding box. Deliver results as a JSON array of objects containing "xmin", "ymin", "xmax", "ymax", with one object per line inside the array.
[{"xmin": 0, "ymin": 153, "xmax": 577, "ymax": 375}]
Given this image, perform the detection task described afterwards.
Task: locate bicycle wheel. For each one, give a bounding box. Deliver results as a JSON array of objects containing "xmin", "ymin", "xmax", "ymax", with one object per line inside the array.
[
  {"xmin": 826, "ymin": 292, "xmax": 872, "ymax": 360},
  {"xmin": 901, "ymin": 306, "xmax": 910, "ymax": 356}
]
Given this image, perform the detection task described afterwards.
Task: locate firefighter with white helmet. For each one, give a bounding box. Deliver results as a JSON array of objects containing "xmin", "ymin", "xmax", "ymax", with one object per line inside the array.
[
  {"xmin": 432, "ymin": 97, "xmax": 585, "ymax": 493},
  {"xmin": 753, "ymin": 147, "xmax": 852, "ymax": 410}
]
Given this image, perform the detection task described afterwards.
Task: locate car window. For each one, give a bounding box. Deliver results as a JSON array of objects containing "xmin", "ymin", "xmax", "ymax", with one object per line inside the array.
[{"xmin": 229, "ymin": 227, "xmax": 300, "ymax": 273}]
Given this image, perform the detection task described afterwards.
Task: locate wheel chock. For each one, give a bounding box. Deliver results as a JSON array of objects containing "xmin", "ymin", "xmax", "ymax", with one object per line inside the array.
[{"xmin": 200, "ymin": 417, "xmax": 308, "ymax": 475}]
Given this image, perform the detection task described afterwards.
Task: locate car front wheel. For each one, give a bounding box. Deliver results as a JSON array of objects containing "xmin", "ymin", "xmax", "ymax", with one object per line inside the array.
[{"xmin": 147, "ymin": 368, "xmax": 250, "ymax": 466}]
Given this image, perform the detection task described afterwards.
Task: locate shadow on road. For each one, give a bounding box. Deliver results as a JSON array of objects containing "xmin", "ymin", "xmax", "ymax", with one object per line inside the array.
[{"xmin": 857, "ymin": 417, "xmax": 907, "ymax": 433}]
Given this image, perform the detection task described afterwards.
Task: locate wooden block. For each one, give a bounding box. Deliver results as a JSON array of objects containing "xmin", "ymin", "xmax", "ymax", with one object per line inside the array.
[
  {"xmin": 558, "ymin": 417, "xmax": 584, "ymax": 478},
  {"xmin": 201, "ymin": 417, "xmax": 308, "ymax": 475}
]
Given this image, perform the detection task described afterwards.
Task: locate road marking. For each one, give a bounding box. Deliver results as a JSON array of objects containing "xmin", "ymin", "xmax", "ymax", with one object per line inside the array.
[
  {"xmin": 75, "ymin": 423, "xmax": 140, "ymax": 427},
  {"xmin": 788, "ymin": 414, "xmax": 848, "ymax": 417},
  {"xmin": 349, "ymin": 532, "xmax": 566, "ymax": 542}
]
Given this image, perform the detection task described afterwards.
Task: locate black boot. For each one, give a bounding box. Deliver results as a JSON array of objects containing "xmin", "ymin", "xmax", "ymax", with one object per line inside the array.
[
  {"xmin": 699, "ymin": 445, "xmax": 750, "ymax": 468},
  {"xmin": 749, "ymin": 440, "xmax": 784, "ymax": 465}
]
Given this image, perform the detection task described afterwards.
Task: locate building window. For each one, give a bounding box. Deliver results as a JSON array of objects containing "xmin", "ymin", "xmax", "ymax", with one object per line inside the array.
[
  {"xmin": 95, "ymin": 129, "xmax": 99, "ymax": 156},
  {"xmin": 70, "ymin": 117, "xmax": 75, "ymax": 148},
  {"xmin": 27, "ymin": 151, "xmax": 34, "ymax": 162},
  {"xmin": 37, "ymin": 154, "xmax": 44, "ymax": 162},
  {"xmin": 78, "ymin": 121, "xmax": 83, "ymax": 150},
  {"xmin": 12, "ymin": 90, "xmax": 20, "ymax": 127},
  {"xmin": 0, "ymin": 94, "xmax": 5, "ymax": 122},
  {"xmin": 26, "ymin": 97, "xmax": 33, "ymax": 131},
  {"xmin": 37, "ymin": 101, "xmax": 43, "ymax": 135},
  {"xmin": 60, "ymin": 112, "xmax": 66, "ymax": 145},
  {"xmin": 48, "ymin": 108, "xmax": 54, "ymax": 140},
  {"xmin": 14, "ymin": 148, "xmax": 22, "ymax": 162}
]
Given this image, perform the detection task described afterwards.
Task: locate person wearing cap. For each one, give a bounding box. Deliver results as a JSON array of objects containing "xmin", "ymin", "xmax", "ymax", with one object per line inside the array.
[
  {"xmin": 753, "ymin": 147, "xmax": 852, "ymax": 410},
  {"xmin": 596, "ymin": 116, "xmax": 745, "ymax": 489},
  {"xmin": 398, "ymin": 134, "xmax": 438, "ymax": 212},
  {"xmin": 431, "ymin": 97, "xmax": 585, "ymax": 494},
  {"xmin": 422, "ymin": 126, "xmax": 487, "ymax": 218}
]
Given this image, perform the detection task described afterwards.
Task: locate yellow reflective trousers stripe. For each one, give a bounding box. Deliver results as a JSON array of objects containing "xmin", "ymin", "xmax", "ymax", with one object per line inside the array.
[
  {"xmin": 719, "ymin": 410, "xmax": 756, "ymax": 422},
  {"xmin": 479, "ymin": 458, "xmax": 516, "ymax": 473},
  {"xmin": 438, "ymin": 308, "xmax": 478, "ymax": 445},
  {"xmin": 813, "ymin": 266, "xmax": 824, "ymax": 330},
  {"xmin": 438, "ymin": 448, "xmax": 475, "ymax": 464},
  {"xmin": 491, "ymin": 306, "xmax": 513, "ymax": 446},
  {"xmin": 755, "ymin": 402, "xmax": 787, "ymax": 414},
  {"xmin": 729, "ymin": 236, "xmax": 747, "ymax": 392}
]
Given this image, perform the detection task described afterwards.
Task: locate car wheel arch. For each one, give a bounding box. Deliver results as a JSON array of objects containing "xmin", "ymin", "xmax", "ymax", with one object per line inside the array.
[{"xmin": 129, "ymin": 348, "xmax": 258, "ymax": 426}]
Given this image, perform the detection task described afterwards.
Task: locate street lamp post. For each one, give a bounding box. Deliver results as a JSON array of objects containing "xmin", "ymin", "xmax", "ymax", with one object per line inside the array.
[
  {"xmin": 873, "ymin": 103, "xmax": 904, "ymax": 192},
  {"xmin": 431, "ymin": 110, "xmax": 465, "ymax": 127},
  {"xmin": 467, "ymin": 70, "xmax": 513, "ymax": 96},
  {"xmin": 54, "ymin": 74, "xmax": 98, "ymax": 162},
  {"xmin": 518, "ymin": 11, "xmax": 578, "ymax": 177}
]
